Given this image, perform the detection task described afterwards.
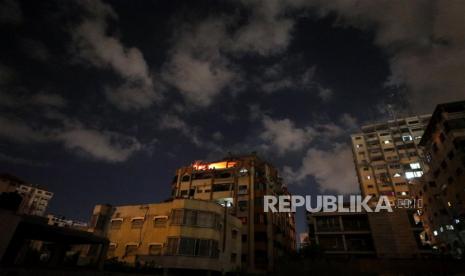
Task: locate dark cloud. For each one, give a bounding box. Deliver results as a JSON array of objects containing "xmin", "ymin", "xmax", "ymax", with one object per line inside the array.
[
  {"xmin": 0, "ymin": 0, "xmax": 462, "ymax": 233},
  {"xmin": 303, "ymin": 0, "xmax": 465, "ymax": 113},
  {"xmin": 0, "ymin": 0, "xmax": 22, "ymax": 25},
  {"xmin": 0, "ymin": 152, "xmax": 49, "ymax": 167},
  {"xmin": 71, "ymin": 0, "xmax": 162, "ymax": 111},
  {"xmin": 0, "ymin": 115, "xmax": 144, "ymax": 163}
]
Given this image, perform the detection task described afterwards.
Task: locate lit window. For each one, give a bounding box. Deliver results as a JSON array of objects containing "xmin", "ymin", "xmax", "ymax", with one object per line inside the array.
[
  {"xmin": 455, "ymin": 219, "xmax": 460, "ymax": 224},
  {"xmin": 433, "ymin": 231, "xmax": 438, "ymax": 236},
  {"xmin": 383, "ymin": 140, "xmax": 391, "ymax": 144},
  {"xmin": 405, "ymin": 171, "xmax": 423, "ymax": 179},
  {"xmin": 393, "ymin": 173, "xmax": 401, "ymax": 177},
  {"xmin": 401, "ymin": 191, "xmax": 407, "ymax": 196},
  {"xmin": 356, "ymin": 144, "xmax": 363, "ymax": 148},
  {"xmin": 402, "ymin": 135, "xmax": 413, "ymax": 142},
  {"xmin": 410, "ymin": 162, "xmax": 421, "ymax": 169},
  {"xmin": 366, "ymin": 175, "xmax": 371, "ymax": 180},
  {"xmin": 447, "ymin": 201, "xmax": 452, "ymax": 207},
  {"xmin": 446, "ymin": 225, "xmax": 454, "ymax": 230}
]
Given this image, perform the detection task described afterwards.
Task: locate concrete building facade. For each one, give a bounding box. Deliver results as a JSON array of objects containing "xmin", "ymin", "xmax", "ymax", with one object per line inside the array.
[
  {"xmin": 0, "ymin": 173, "xmax": 53, "ymax": 216},
  {"xmin": 350, "ymin": 115, "xmax": 431, "ymax": 204},
  {"xmin": 307, "ymin": 208, "xmax": 429, "ymax": 258},
  {"xmin": 89, "ymin": 199, "xmax": 242, "ymax": 273},
  {"xmin": 171, "ymin": 154, "xmax": 296, "ymax": 272},
  {"xmin": 414, "ymin": 101, "xmax": 465, "ymax": 251}
]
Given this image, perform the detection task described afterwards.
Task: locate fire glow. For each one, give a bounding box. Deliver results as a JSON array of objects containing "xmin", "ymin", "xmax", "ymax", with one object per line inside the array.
[{"xmin": 192, "ymin": 161, "xmax": 237, "ymax": 171}]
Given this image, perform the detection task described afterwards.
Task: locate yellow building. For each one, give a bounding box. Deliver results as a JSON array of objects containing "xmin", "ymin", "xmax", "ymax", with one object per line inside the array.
[
  {"xmin": 350, "ymin": 115, "xmax": 431, "ymax": 204},
  {"xmin": 89, "ymin": 198, "xmax": 242, "ymax": 273},
  {"xmin": 171, "ymin": 154, "xmax": 296, "ymax": 272}
]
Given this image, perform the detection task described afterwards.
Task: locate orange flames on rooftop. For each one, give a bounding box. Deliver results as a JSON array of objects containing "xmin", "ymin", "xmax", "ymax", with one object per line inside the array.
[{"xmin": 192, "ymin": 161, "xmax": 237, "ymax": 171}]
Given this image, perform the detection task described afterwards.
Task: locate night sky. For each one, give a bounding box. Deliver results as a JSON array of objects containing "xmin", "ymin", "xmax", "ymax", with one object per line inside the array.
[{"xmin": 1, "ymin": 0, "xmax": 464, "ymax": 235}]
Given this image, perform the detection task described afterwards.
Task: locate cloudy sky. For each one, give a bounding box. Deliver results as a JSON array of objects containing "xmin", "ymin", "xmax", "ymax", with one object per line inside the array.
[{"xmin": 1, "ymin": 0, "xmax": 464, "ymax": 232}]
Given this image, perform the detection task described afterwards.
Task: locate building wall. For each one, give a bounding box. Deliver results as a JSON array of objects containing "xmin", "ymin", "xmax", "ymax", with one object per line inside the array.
[
  {"xmin": 89, "ymin": 199, "xmax": 242, "ymax": 273},
  {"xmin": 171, "ymin": 154, "xmax": 296, "ymax": 272},
  {"xmin": 351, "ymin": 115, "xmax": 431, "ymax": 204},
  {"xmin": 0, "ymin": 174, "xmax": 53, "ymax": 217},
  {"xmin": 416, "ymin": 101, "xmax": 465, "ymax": 248},
  {"xmin": 308, "ymin": 209, "xmax": 425, "ymax": 258}
]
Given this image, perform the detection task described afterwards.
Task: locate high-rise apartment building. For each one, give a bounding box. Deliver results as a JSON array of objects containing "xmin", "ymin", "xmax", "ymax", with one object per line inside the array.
[
  {"xmin": 350, "ymin": 115, "xmax": 431, "ymax": 204},
  {"xmin": 0, "ymin": 173, "xmax": 53, "ymax": 216},
  {"xmin": 414, "ymin": 101, "xmax": 465, "ymax": 251},
  {"xmin": 171, "ymin": 153, "xmax": 296, "ymax": 272}
]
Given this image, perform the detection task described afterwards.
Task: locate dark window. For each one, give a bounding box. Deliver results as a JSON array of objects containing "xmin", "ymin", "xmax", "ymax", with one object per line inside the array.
[
  {"xmin": 217, "ymin": 172, "xmax": 232, "ymax": 178},
  {"xmin": 440, "ymin": 132, "xmax": 446, "ymax": 143},
  {"xmin": 154, "ymin": 217, "xmax": 167, "ymax": 227},
  {"xmin": 212, "ymin": 183, "xmax": 231, "ymax": 192},
  {"xmin": 441, "ymin": 160, "xmax": 448, "ymax": 169},
  {"xmin": 181, "ymin": 175, "xmax": 190, "ymax": 182},
  {"xmin": 255, "ymin": 232, "xmax": 268, "ymax": 241},
  {"xmin": 238, "ymin": 201, "xmax": 248, "ymax": 211},
  {"xmin": 184, "ymin": 210, "xmax": 197, "ymax": 225},
  {"xmin": 193, "ymin": 173, "xmax": 212, "ymax": 179},
  {"xmin": 179, "ymin": 238, "xmax": 196, "ymax": 255},
  {"xmin": 211, "ymin": 240, "xmax": 219, "ymax": 258},
  {"xmin": 166, "ymin": 237, "xmax": 178, "ymax": 255},
  {"xmin": 171, "ymin": 209, "xmax": 184, "ymax": 225},
  {"xmin": 444, "ymin": 118, "xmax": 465, "ymax": 133},
  {"xmin": 149, "ymin": 244, "xmax": 162, "ymax": 256},
  {"xmin": 197, "ymin": 239, "xmax": 211, "ymax": 257},
  {"xmin": 125, "ymin": 245, "xmax": 138, "ymax": 256},
  {"xmin": 457, "ymin": 167, "xmax": 463, "ymax": 176},
  {"xmin": 447, "ymin": 150, "xmax": 455, "ymax": 160},
  {"xmin": 131, "ymin": 219, "xmax": 144, "ymax": 229},
  {"xmin": 242, "ymin": 234, "xmax": 247, "ymax": 242},
  {"xmin": 110, "ymin": 219, "xmax": 123, "ymax": 230}
]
